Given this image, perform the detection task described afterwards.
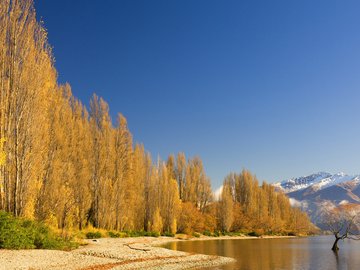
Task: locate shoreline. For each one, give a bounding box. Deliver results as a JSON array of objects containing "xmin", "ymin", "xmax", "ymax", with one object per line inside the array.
[
  {"xmin": 150, "ymin": 234, "xmax": 297, "ymax": 246},
  {"xmin": 0, "ymin": 235, "xmax": 298, "ymax": 270}
]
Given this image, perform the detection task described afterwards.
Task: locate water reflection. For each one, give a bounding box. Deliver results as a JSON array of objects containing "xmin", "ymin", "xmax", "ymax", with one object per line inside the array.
[{"xmin": 164, "ymin": 236, "xmax": 360, "ymax": 270}]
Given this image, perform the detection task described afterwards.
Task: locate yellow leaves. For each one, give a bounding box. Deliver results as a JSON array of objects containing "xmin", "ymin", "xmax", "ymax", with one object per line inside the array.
[
  {"xmin": 219, "ymin": 184, "xmax": 234, "ymax": 232},
  {"xmin": 151, "ymin": 207, "xmax": 163, "ymax": 234},
  {"xmin": 1, "ymin": 0, "xmax": 311, "ymax": 236},
  {"xmin": 170, "ymin": 218, "xmax": 177, "ymax": 235},
  {"xmin": 44, "ymin": 80, "xmax": 54, "ymax": 90},
  {"xmin": 220, "ymin": 170, "xmax": 314, "ymax": 235},
  {"xmin": 0, "ymin": 138, "xmax": 6, "ymax": 165},
  {"xmin": 178, "ymin": 202, "xmax": 205, "ymax": 234}
]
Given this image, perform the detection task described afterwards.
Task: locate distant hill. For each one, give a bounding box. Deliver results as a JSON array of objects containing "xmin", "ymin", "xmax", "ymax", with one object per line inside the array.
[{"xmin": 274, "ymin": 172, "xmax": 360, "ymax": 228}]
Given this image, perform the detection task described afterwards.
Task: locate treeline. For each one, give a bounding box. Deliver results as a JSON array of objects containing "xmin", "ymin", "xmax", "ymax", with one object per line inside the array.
[
  {"xmin": 218, "ymin": 170, "xmax": 313, "ymax": 235},
  {"xmin": 0, "ymin": 0, "xmax": 313, "ymax": 236}
]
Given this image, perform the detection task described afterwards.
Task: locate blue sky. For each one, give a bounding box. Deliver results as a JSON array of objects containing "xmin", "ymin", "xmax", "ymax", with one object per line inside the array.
[{"xmin": 35, "ymin": 0, "xmax": 360, "ymax": 188}]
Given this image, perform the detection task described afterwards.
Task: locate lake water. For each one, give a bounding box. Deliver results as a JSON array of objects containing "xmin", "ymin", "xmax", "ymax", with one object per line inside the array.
[{"xmin": 164, "ymin": 236, "xmax": 360, "ymax": 270}]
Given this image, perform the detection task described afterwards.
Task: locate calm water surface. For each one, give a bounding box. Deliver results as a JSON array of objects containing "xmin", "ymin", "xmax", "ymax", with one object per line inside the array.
[{"xmin": 164, "ymin": 236, "xmax": 360, "ymax": 270}]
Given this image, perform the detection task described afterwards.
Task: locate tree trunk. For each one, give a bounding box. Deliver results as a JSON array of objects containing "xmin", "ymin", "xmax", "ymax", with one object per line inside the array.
[{"xmin": 332, "ymin": 237, "xmax": 340, "ymax": 252}]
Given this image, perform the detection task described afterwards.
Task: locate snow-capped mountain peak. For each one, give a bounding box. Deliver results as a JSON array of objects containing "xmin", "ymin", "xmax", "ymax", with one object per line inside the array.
[
  {"xmin": 275, "ymin": 172, "xmax": 360, "ymax": 229},
  {"xmin": 275, "ymin": 172, "xmax": 360, "ymax": 193}
]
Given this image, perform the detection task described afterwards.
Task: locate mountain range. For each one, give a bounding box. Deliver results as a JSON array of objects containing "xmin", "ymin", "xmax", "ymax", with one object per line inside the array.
[{"xmin": 274, "ymin": 172, "xmax": 360, "ymax": 228}]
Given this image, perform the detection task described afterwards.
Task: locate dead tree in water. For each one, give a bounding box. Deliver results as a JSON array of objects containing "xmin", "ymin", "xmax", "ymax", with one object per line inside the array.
[{"xmin": 323, "ymin": 205, "xmax": 360, "ymax": 252}]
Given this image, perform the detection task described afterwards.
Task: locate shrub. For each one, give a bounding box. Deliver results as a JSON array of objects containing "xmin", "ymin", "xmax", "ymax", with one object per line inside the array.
[
  {"xmin": 203, "ymin": 230, "xmax": 212, "ymax": 237},
  {"xmin": 108, "ymin": 231, "xmax": 120, "ymax": 238},
  {"xmin": 86, "ymin": 231, "xmax": 102, "ymax": 239},
  {"xmin": 125, "ymin": 231, "xmax": 144, "ymax": 237},
  {"xmin": 192, "ymin": 232, "xmax": 201, "ymax": 238},
  {"xmin": 248, "ymin": 231, "xmax": 261, "ymax": 237},
  {"xmin": 227, "ymin": 231, "xmax": 243, "ymax": 236},
  {"xmin": 106, "ymin": 230, "xmax": 163, "ymax": 238},
  {"xmin": 213, "ymin": 230, "xmax": 221, "ymax": 237},
  {"xmin": 0, "ymin": 212, "xmax": 34, "ymax": 249},
  {"xmin": 0, "ymin": 211, "xmax": 76, "ymax": 250},
  {"xmin": 147, "ymin": 231, "xmax": 160, "ymax": 237},
  {"xmin": 162, "ymin": 231, "xmax": 175, "ymax": 237}
]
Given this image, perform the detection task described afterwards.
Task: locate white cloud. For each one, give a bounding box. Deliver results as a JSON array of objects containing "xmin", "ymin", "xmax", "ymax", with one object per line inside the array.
[
  {"xmin": 289, "ymin": 198, "xmax": 308, "ymax": 209},
  {"xmin": 213, "ymin": 185, "xmax": 223, "ymax": 201}
]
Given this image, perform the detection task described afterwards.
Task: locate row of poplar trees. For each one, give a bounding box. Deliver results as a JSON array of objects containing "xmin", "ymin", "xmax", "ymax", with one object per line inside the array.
[
  {"xmin": 218, "ymin": 170, "xmax": 314, "ymax": 234},
  {"xmin": 0, "ymin": 0, "xmax": 313, "ymax": 235}
]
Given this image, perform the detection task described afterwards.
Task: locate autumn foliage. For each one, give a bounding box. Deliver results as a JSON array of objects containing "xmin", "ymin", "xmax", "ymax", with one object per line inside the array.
[
  {"xmin": 0, "ymin": 0, "xmax": 314, "ymax": 236},
  {"xmin": 218, "ymin": 170, "xmax": 314, "ymax": 235}
]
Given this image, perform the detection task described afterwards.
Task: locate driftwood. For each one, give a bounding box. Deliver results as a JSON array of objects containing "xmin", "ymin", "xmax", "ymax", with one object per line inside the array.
[{"xmin": 123, "ymin": 243, "xmax": 151, "ymax": 252}]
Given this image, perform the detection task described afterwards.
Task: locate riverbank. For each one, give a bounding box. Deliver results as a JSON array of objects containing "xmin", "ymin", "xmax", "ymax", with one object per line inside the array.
[{"xmin": 0, "ymin": 235, "xmax": 296, "ymax": 270}]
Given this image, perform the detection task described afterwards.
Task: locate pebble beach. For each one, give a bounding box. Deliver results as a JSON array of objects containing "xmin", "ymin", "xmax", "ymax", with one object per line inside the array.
[{"xmin": 0, "ymin": 237, "xmax": 237, "ymax": 270}]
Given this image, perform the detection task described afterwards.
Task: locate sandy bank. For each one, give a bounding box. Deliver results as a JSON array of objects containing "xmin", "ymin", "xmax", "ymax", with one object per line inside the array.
[{"xmin": 0, "ymin": 235, "xmax": 295, "ymax": 270}]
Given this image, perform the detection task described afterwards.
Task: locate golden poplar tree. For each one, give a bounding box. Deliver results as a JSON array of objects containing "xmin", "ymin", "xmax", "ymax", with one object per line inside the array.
[
  {"xmin": 218, "ymin": 183, "xmax": 234, "ymax": 232},
  {"xmin": 132, "ymin": 144, "xmax": 150, "ymax": 231},
  {"xmin": 69, "ymin": 98, "xmax": 92, "ymax": 230},
  {"xmin": 89, "ymin": 94, "xmax": 115, "ymax": 228},
  {"xmin": 112, "ymin": 114, "xmax": 134, "ymax": 230},
  {"xmin": 184, "ymin": 157, "xmax": 212, "ymax": 211},
  {"xmin": 0, "ymin": 0, "xmax": 56, "ymax": 217},
  {"xmin": 158, "ymin": 163, "xmax": 181, "ymax": 233}
]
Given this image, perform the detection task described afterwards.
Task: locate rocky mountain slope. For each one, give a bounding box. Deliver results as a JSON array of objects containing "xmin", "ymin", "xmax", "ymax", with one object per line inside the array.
[{"xmin": 274, "ymin": 172, "xmax": 360, "ymax": 228}]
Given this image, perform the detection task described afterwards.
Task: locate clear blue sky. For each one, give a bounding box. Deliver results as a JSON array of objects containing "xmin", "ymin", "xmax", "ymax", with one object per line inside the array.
[{"xmin": 35, "ymin": 0, "xmax": 360, "ymax": 189}]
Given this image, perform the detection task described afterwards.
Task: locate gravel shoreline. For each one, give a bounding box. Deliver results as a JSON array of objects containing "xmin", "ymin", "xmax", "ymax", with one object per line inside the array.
[{"xmin": 0, "ymin": 235, "xmax": 293, "ymax": 270}]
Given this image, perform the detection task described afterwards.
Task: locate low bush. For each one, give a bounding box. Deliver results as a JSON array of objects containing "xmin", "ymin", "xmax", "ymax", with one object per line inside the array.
[
  {"xmin": 0, "ymin": 211, "xmax": 76, "ymax": 250},
  {"xmin": 232, "ymin": 232, "xmax": 244, "ymax": 236},
  {"xmin": 161, "ymin": 231, "xmax": 175, "ymax": 237},
  {"xmin": 248, "ymin": 231, "xmax": 261, "ymax": 237},
  {"xmin": 203, "ymin": 230, "xmax": 212, "ymax": 236},
  {"xmin": 146, "ymin": 231, "xmax": 160, "ymax": 237},
  {"xmin": 212, "ymin": 230, "xmax": 221, "ymax": 237},
  {"xmin": 123, "ymin": 231, "xmax": 142, "ymax": 237},
  {"xmin": 108, "ymin": 231, "xmax": 121, "ymax": 238},
  {"xmin": 85, "ymin": 231, "xmax": 102, "ymax": 239},
  {"xmin": 123, "ymin": 231, "xmax": 160, "ymax": 237}
]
